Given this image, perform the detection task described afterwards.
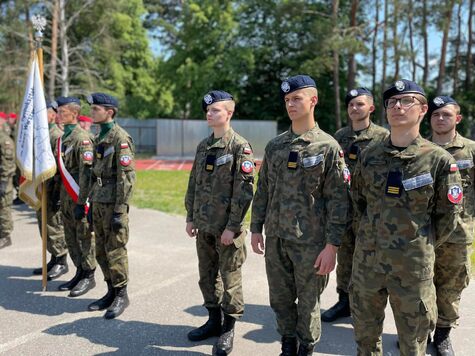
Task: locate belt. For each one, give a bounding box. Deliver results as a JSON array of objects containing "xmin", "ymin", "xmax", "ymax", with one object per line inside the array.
[{"xmin": 97, "ymin": 177, "xmax": 116, "ymax": 187}]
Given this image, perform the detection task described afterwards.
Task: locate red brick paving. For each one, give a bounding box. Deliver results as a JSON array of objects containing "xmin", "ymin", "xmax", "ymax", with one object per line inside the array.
[{"xmin": 136, "ymin": 159, "xmax": 262, "ymax": 171}]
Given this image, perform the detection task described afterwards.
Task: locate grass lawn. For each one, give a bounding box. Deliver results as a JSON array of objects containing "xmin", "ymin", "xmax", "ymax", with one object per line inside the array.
[{"xmin": 132, "ymin": 170, "xmax": 475, "ymax": 274}]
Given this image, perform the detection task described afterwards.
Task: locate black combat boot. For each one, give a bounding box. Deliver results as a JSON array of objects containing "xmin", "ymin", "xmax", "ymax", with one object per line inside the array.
[
  {"xmin": 188, "ymin": 307, "xmax": 222, "ymax": 341},
  {"xmin": 104, "ymin": 285, "xmax": 130, "ymax": 319},
  {"xmin": 214, "ymin": 314, "xmax": 236, "ymax": 355},
  {"xmin": 69, "ymin": 268, "xmax": 96, "ymax": 297},
  {"xmin": 434, "ymin": 327, "xmax": 455, "ymax": 356},
  {"xmin": 58, "ymin": 266, "xmax": 83, "ymax": 291},
  {"xmin": 47, "ymin": 255, "xmax": 69, "ymax": 280},
  {"xmin": 0, "ymin": 237, "xmax": 12, "ymax": 249},
  {"xmin": 297, "ymin": 343, "xmax": 314, "ymax": 356},
  {"xmin": 280, "ymin": 336, "xmax": 298, "ymax": 356},
  {"xmin": 33, "ymin": 255, "xmax": 56, "ymax": 275},
  {"xmin": 321, "ymin": 291, "xmax": 351, "ymax": 322},
  {"xmin": 88, "ymin": 281, "xmax": 115, "ymax": 311}
]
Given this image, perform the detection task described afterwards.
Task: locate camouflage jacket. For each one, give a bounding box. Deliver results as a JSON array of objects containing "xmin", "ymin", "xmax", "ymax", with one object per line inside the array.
[
  {"xmin": 430, "ymin": 132, "xmax": 475, "ymax": 244},
  {"xmin": 250, "ymin": 124, "xmax": 349, "ymax": 246},
  {"xmin": 47, "ymin": 124, "xmax": 63, "ymax": 206},
  {"xmin": 334, "ymin": 121, "xmax": 389, "ymax": 172},
  {"xmin": 57, "ymin": 125, "xmax": 94, "ymax": 205},
  {"xmin": 0, "ymin": 130, "xmax": 15, "ymax": 187},
  {"xmin": 185, "ymin": 127, "xmax": 255, "ymax": 235},
  {"xmin": 351, "ymin": 135, "xmax": 463, "ymax": 280},
  {"xmin": 90, "ymin": 123, "xmax": 135, "ymax": 213}
]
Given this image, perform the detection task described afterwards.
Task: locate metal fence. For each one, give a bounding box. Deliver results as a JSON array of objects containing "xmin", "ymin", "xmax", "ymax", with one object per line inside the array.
[{"xmin": 116, "ymin": 118, "xmax": 277, "ymax": 159}]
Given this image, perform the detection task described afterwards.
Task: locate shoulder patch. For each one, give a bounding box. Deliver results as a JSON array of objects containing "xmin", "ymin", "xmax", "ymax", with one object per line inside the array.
[
  {"xmin": 448, "ymin": 185, "xmax": 463, "ymax": 204},
  {"xmin": 83, "ymin": 151, "xmax": 93, "ymax": 161},
  {"xmin": 120, "ymin": 142, "xmax": 129, "ymax": 149},
  {"xmin": 243, "ymin": 146, "xmax": 252, "ymax": 155},
  {"xmin": 449, "ymin": 163, "xmax": 459, "ymax": 172},
  {"xmin": 82, "ymin": 140, "xmax": 91, "ymax": 145},
  {"xmin": 120, "ymin": 155, "xmax": 132, "ymax": 167},
  {"xmin": 241, "ymin": 160, "xmax": 253, "ymax": 173}
]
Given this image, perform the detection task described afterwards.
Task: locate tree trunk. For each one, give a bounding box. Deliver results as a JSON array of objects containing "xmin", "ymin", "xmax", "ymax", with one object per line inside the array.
[
  {"xmin": 332, "ymin": 0, "xmax": 341, "ymax": 129},
  {"xmin": 408, "ymin": 0, "xmax": 416, "ymax": 80},
  {"xmin": 422, "ymin": 0, "xmax": 429, "ymax": 87},
  {"xmin": 436, "ymin": 0, "xmax": 456, "ymax": 95},
  {"xmin": 59, "ymin": 0, "xmax": 69, "ymax": 96},
  {"xmin": 453, "ymin": 1, "xmax": 462, "ymax": 95},
  {"xmin": 347, "ymin": 0, "xmax": 359, "ymax": 91},
  {"xmin": 392, "ymin": 0, "xmax": 399, "ymax": 79},
  {"xmin": 48, "ymin": 0, "xmax": 59, "ymax": 99},
  {"xmin": 380, "ymin": 0, "xmax": 388, "ymax": 124},
  {"xmin": 371, "ymin": 0, "xmax": 379, "ymax": 93},
  {"xmin": 466, "ymin": 0, "xmax": 474, "ymax": 91}
]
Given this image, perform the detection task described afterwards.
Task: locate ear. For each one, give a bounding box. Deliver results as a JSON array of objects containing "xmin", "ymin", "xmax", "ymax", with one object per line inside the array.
[
  {"xmin": 311, "ymin": 95, "xmax": 318, "ymax": 107},
  {"xmin": 368, "ymin": 104, "xmax": 375, "ymax": 113},
  {"xmin": 455, "ymin": 114, "xmax": 462, "ymax": 124}
]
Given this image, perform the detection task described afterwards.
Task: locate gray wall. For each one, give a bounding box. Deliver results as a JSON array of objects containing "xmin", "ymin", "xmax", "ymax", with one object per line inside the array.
[{"xmin": 117, "ymin": 118, "xmax": 277, "ymax": 159}]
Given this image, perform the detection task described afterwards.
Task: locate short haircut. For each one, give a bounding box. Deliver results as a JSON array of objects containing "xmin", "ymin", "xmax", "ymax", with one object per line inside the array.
[
  {"xmin": 414, "ymin": 94, "xmax": 427, "ymax": 105},
  {"xmin": 65, "ymin": 103, "xmax": 81, "ymax": 115},
  {"xmin": 303, "ymin": 87, "xmax": 318, "ymax": 97},
  {"xmin": 223, "ymin": 100, "xmax": 235, "ymax": 112}
]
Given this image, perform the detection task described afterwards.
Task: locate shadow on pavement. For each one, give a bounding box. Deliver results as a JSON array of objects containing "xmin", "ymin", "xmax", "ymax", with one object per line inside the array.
[
  {"xmin": 0, "ymin": 265, "xmax": 95, "ymax": 316},
  {"xmin": 44, "ymin": 317, "xmax": 208, "ymax": 355}
]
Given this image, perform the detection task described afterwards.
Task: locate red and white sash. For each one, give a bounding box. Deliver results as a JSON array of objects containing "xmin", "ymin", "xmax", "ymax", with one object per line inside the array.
[{"xmin": 57, "ymin": 137, "xmax": 80, "ymax": 203}]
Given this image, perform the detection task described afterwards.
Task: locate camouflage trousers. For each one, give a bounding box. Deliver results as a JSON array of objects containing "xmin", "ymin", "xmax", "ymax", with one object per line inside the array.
[
  {"xmin": 36, "ymin": 207, "xmax": 67, "ymax": 257},
  {"xmin": 0, "ymin": 190, "xmax": 13, "ymax": 240},
  {"xmin": 336, "ymin": 227, "xmax": 355, "ymax": 293},
  {"xmin": 61, "ymin": 195, "xmax": 95, "ymax": 271},
  {"xmin": 196, "ymin": 230, "xmax": 247, "ymax": 319},
  {"xmin": 350, "ymin": 260, "xmax": 436, "ymax": 356},
  {"xmin": 265, "ymin": 236, "xmax": 329, "ymax": 346},
  {"xmin": 93, "ymin": 202, "xmax": 129, "ymax": 288},
  {"xmin": 434, "ymin": 242, "xmax": 472, "ymax": 327}
]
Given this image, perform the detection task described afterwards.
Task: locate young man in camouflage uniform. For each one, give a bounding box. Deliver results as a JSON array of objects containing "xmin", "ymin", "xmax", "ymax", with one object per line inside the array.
[
  {"xmin": 32, "ymin": 101, "xmax": 68, "ymax": 279},
  {"xmin": 251, "ymin": 75, "xmax": 349, "ymax": 356},
  {"xmin": 0, "ymin": 126, "xmax": 15, "ymax": 249},
  {"xmin": 428, "ymin": 96, "xmax": 474, "ymax": 356},
  {"xmin": 87, "ymin": 93, "xmax": 135, "ymax": 319},
  {"xmin": 55, "ymin": 97, "xmax": 96, "ymax": 297},
  {"xmin": 322, "ymin": 88, "xmax": 389, "ymax": 322},
  {"xmin": 350, "ymin": 80, "xmax": 463, "ymax": 356},
  {"xmin": 185, "ymin": 90, "xmax": 254, "ymax": 356}
]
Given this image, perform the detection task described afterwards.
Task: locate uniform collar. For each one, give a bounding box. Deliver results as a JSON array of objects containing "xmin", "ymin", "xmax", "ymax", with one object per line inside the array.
[
  {"xmin": 347, "ymin": 121, "xmax": 377, "ymax": 139},
  {"xmin": 283, "ymin": 122, "xmax": 320, "ymax": 144},
  {"xmin": 207, "ymin": 127, "xmax": 234, "ymax": 149},
  {"xmin": 433, "ymin": 132, "xmax": 465, "ymax": 150},
  {"xmin": 382, "ymin": 134, "xmax": 423, "ymax": 159}
]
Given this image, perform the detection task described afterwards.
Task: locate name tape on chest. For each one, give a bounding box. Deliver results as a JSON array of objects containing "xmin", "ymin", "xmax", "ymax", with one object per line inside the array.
[
  {"xmin": 216, "ymin": 154, "xmax": 233, "ymax": 166},
  {"xmin": 401, "ymin": 172, "xmax": 433, "ymax": 191},
  {"xmin": 302, "ymin": 154, "xmax": 324, "ymax": 168},
  {"xmin": 456, "ymin": 159, "xmax": 474, "ymax": 170}
]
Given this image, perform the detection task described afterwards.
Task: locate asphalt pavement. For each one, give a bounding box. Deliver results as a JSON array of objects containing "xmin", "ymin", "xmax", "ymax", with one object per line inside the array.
[{"xmin": 0, "ymin": 204, "xmax": 474, "ymax": 355}]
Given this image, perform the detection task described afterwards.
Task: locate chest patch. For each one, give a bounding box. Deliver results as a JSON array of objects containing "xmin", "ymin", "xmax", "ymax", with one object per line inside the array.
[
  {"xmin": 402, "ymin": 173, "xmax": 433, "ymax": 191},
  {"xmin": 302, "ymin": 154, "xmax": 324, "ymax": 168},
  {"xmin": 216, "ymin": 154, "xmax": 233, "ymax": 166},
  {"xmin": 456, "ymin": 159, "xmax": 474, "ymax": 170}
]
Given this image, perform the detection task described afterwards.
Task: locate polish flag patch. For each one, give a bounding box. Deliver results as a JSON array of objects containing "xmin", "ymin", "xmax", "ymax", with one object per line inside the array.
[
  {"xmin": 339, "ymin": 150, "xmax": 344, "ymax": 158},
  {"xmin": 82, "ymin": 140, "xmax": 91, "ymax": 145},
  {"xmin": 243, "ymin": 146, "xmax": 252, "ymax": 154},
  {"xmin": 449, "ymin": 163, "xmax": 458, "ymax": 172},
  {"xmin": 447, "ymin": 185, "xmax": 463, "ymax": 204},
  {"xmin": 120, "ymin": 143, "xmax": 129, "ymax": 149}
]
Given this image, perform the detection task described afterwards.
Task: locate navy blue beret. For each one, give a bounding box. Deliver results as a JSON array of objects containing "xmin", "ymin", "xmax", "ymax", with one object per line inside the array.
[
  {"xmin": 280, "ymin": 75, "xmax": 317, "ymax": 98},
  {"xmin": 428, "ymin": 96, "xmax": 459, "ymax": 117},
  {"xmin": 46, "ymin": 100, "xmax": 57, "ymax": 112},
  {"xmin": 383, "ymin": 79, "xmax": 426, "ymax": 107},
  {"xmin": 202, "ymin": 90, "xmax": 234, "ymax": 112},
  {"xmin": 345, "ymin": 87, "xmax": 373, "ymax": 106},
  {"xmin": 86, "ymin": 92, "xmax": 119, "ymax": 108},
  {"xmin": 55, "ymin": 96, "xmax": 81, "ymax": 107}
]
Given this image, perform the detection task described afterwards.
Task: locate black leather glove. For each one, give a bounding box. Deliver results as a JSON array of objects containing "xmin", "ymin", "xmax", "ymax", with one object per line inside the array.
[
  {"xmin": 87, "ymin": 202, "xmax": 93, "ymax": 225},
  {"xmin": 111, "ymin": 212, "xmax": 124, "ymax": 233},
  {"xmin": 74, "ymin": 204, "xmax": 86, "ymax": 220}
]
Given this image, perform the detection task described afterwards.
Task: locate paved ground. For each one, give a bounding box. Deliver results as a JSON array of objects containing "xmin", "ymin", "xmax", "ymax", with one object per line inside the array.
[
  {"xmin": 135, "ymin": 159, "xmax": 262, "ymax": 171},
  {"xmin": 1, "ymin": 204, "xmax": 474, "ymax": 355}
]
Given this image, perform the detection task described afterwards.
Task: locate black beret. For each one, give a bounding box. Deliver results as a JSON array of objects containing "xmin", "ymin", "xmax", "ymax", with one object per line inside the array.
[
  {"xmin": 280, "ymin": 75, "xmax": 317, "ymax": 98},
  {"xmin": 46, "ymin": 100, "xmax": 57, "ymax": 112},
  {"xmin": 55, "ymin": 96, "xmax": 81, "ymax": 107},
  {"xmin": 383, "ymin": 79, "xmax": 425, "ymax": 107},
  {"xmin": 345, "ymin": 87, "xmax": 373, "ymax": 106},
  {"xmin": 428, "ymin": 96, "xmax": 459, "ymax": 118},
  {"xmin": 202, "ymin": 90, "xmax": 234, "ymax": 112},
  {"xmin": 86, "ymin": 92, "xmax": 119, "ymax": 108}
]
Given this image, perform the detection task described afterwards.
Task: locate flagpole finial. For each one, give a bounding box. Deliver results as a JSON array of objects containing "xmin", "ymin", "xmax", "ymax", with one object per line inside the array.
[{"xmin": 32, "ymin": 15, "xmax": 47, "ymax": 48}]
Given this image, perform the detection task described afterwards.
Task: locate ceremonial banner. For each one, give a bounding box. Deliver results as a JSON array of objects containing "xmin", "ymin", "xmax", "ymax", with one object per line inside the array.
[{"xmin": 16, "ymin": 53, "xmax": 56, "ymax": 209}]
